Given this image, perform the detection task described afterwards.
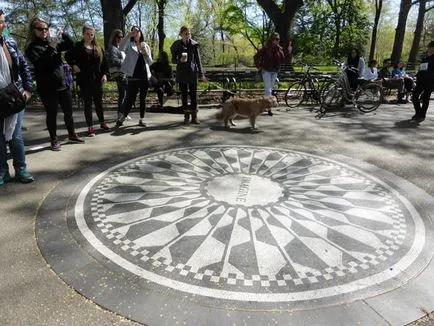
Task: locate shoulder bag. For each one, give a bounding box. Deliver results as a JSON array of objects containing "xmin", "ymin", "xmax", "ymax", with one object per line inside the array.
[{"xmin": 0, "ymin": 41, "xmax": 26, "ymax": 118}]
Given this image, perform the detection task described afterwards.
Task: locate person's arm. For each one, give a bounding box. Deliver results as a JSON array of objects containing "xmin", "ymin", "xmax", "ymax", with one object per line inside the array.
[
  {"xmin": 358, "ymin": 57, "xmax": 365, "ymax": 77},
  {"xmin": 108, "ymin": 46, "xmax": 122, "ymax": 68},
  {"xmin": 194, "ymin": 44, "xmax": 206, "ymax": 81},
  {"xmin": 119, "ymin": 34, "xmax": 130, "ymax": 51},
  {"xmin": 25, "ymin": 41, "xmax": 57, "ymax": 69},
  {"xmin": 58, "ymin": 33, "xmax": 74, "ymax": 52},
  {"xmin": 8, "ymin": 39, "xmax": 33, "ymax": 97},
  {"xmin": 143, "ymin": 42, "xmax": 153, "ymax": 66},
  {"xmin": 170, "ymin": 40, "xmax": 183, "ymax": 64}
]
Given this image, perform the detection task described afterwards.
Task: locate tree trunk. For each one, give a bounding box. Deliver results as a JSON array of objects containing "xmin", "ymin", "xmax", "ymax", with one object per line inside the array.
[
  {"xmin": 157, "ymin": 0, "xmax": 167, "ymax": 53},
  {"xmin": 100, "ymin": 0, "xmax": 138, "ymax": 49},
  {"xmin": 100, "ymin": 0, "xmax": 123, "ymax": 49},
  {"xmin": 407, "ymin": 0, "xmax": 426, "ymax": 68},
  {"xmin": 390, "ymin": 0, "xmax": 412, "ymax": 64},
  {"xmin": 256, "ymin": 0, "xmax": 303, "ymax": 61},
  {"xmin": 369, "ymin": 0, "xmax": 383, "ymax": 62}
]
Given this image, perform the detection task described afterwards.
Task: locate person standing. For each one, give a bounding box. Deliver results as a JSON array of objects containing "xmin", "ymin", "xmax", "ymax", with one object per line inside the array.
[
  {"xmin": 116, "ymin": 26, "xmax": 152, "ymax": 127},
  {"xmin": 107, "ymin": 29, "xmax": 127, "ymax": 119},
  {"xmin": 411, "ymin": 41, "xmax": 434, "ymax": 122},
  {"xmin": 25, "ymin": 17, "xmax": 84, "ymax": 151},
  {"xmin": 170, "ymin": 26, "xmax": 206, "ymax": 124},
  {"xmin": 0, "ymin": 9, "xmax": 34, "ymax": 185},
  {"xmin": 255, "ymin": 33, "xmax": 286, "ymax": 116},
  {"xmin": 346, "ymin": 48, "xmax": 365, "ymax": 91},
  {"xmin": 68, "ymin": 24, "xmax": 109, "ymax": 136}
]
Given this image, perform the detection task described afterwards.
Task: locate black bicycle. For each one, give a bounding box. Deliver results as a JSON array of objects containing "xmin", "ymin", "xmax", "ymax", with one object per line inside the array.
[{"xmin": 284, "ymin": 63, "xmax": 332, "ymax": 109}]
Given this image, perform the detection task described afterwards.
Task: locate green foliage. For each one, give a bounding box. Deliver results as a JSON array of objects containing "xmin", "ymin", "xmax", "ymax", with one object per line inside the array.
[{"xmin": 294, "ymin": 0, "xmax": 370, "ymax": 62}]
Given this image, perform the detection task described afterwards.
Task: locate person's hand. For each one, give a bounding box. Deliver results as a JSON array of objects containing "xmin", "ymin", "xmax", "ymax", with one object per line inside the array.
[
  {"xmin": 48, "ymin": 38, "xmax": 59, "ymax": 49},
  {"xmin": 72, "ymin": 65, "xmax": 80, "ymax": 73},
  {"xmin": 101, "ymin": 75, "xmax": 107, "ymax": 83},
  {"xmin": 23, "ymin": 90, "xmax": 31, "ymax": 102},
  {"xmin": 199, "ymin": 75, "xmax": 207, "ymax": 83}
]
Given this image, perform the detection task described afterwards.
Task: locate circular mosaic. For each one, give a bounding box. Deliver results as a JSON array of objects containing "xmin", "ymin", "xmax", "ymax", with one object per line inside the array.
[{"xmin": 75, "ymin": 146, "xmax": 426, "ymax": 302}]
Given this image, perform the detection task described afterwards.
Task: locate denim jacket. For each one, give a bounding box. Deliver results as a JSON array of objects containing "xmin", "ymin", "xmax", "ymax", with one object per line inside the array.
[{"xmin": 3, "ymin": 36, "xmax": 33, "ymax": 93}]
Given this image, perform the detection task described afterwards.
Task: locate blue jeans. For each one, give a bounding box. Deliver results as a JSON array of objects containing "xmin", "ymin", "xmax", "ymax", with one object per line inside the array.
[
  {"xmin": 262, "ymin": 70, "xmax": 278, "ymax": 96},
  {"xmin": 0, "ymin": 110, "xmax": 26, "ymax": 175}
]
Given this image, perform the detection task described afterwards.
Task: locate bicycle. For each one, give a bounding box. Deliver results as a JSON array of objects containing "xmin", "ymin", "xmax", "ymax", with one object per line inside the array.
[
  {"xmin": 284, "ymin": 63, "xmax": 332, "ymax": 109},
  {"xmin": 318, "ymin": 61, "xmax": 382, "ymax": 118}
]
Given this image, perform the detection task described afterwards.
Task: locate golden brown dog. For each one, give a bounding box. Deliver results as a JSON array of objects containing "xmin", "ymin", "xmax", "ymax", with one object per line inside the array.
[{"xmin": 216, "ymin": 96, "xmax": 278, "ymax": 129}]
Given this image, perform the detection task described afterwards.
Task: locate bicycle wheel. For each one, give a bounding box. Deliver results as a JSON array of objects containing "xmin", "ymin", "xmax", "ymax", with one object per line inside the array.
[
  {"xmin": 355, "ymin": 83, "xmax": 382, "ymax": 113},
  {"xmin": 285, "ymin": 82, "xmax": 305, "ymax": 108},
  {"xmin": 319, "ymin": 84, "xmax": 342, "ymax": 114}
]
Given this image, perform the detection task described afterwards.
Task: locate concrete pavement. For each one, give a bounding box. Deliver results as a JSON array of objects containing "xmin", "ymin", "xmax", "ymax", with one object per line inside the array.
[{"xmin": 0, "ymin": 101, "xmax": 433, "ymax": 326}]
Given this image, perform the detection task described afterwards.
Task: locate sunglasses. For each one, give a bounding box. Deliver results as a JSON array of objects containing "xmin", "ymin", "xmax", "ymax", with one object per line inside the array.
[
  {"xmin": 116, "ymin": 35, "xmax": 123, "ymax": 39},
  {"xmin": 274, "ymin": 38, "xmax": 280, "ymax": 41},
  {"xmin": 35, "ymin": 27, "xmax": 48, "ymax": 32}
]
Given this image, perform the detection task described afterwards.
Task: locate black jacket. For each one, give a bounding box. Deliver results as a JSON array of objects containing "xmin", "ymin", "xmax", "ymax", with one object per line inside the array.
[
  {"xmin": 416, "ymin": 54, "xmax": 434, "ymax": 87},
  {"xmin": 66, "ymin": 40, "xmax": 108, "ymax": 87},
  {"xmin": 25, "ymin": 34, "xmax": 74, "ymax": 92},
  {"xmin": 170, "ymin": 39, "xmax": 204, "ymax": 84}
]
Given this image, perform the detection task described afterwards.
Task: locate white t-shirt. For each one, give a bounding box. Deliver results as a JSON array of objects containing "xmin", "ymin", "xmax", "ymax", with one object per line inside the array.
[
  {"xmin": 363, "ymin": 67, "xmax": 378, "ymax": 80},
  {"xmin": 0, "ymin": 45, "xmax": 12, "ymax": 88}
]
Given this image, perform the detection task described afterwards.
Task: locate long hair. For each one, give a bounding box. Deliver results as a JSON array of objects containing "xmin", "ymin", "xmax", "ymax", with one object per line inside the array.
[
  {"xmin": 82, "ymin": 24, "xmax": 102, "ymax": 58},
  {"xmin": 130, "ymin": 25, "xmax": 144, "ymax": 43},
  {"xmin": 265, "ymin": 33, "xmax": 280, "ymax": 48},
  {"xmin": 25, "ymin": 17, "xmax": 49, "ymax": 50},
  {"xmin": 109, "ymin": 29, "xmax": 123, "ymax": 46}
]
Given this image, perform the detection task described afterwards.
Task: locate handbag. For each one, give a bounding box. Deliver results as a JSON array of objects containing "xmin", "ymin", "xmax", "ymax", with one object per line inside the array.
[
  {"xmin": 0, "ymin": 41, "xmax": 26, "ymax": 118},
  {"xmin": 0, "ymin": 82, "xmax": 26, "ymax": 118}
]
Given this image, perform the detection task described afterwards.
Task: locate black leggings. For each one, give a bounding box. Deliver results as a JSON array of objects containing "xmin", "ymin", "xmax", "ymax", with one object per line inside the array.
[
  {"xmin": 179, "ymin": 82, "xmax": 198, "ymax": 112},
  {"xmin": 39, "ymin": 88, "xmax": 76, "ymax": 142},
  {"xmin": 122, "ymin": 78, "xmax": 149, "ymax": 119},
  {"xmin": 80, "ymin": 82, "xmax": 104, "ymax": 127},
  {"xmin": 412, "ymin": 83, "xmax": 433, "ymax": 118}
]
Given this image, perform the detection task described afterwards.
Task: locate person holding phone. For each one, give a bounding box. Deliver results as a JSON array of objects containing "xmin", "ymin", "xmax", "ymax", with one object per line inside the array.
[
  {"xmin": 116, "ymin": 25, "xmax": 152, "ymax": 127},
  {"xmin": 25, "ymin": 17, "xmax": 84, "ymax": 151}
]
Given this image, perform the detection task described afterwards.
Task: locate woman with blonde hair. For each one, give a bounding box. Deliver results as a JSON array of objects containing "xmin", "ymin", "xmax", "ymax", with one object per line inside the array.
[
  {"xmin": 67, "ymin": 24, "xmax": 109, "ymax": 136},
  {"xmin": 25, "ymin": 16, "xmax": 84, "ymax": 151}
]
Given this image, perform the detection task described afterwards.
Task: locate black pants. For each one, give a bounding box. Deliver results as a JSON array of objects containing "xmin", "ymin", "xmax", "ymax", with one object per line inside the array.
[
  {"xmin": 114, "ymin": 75, "xmax": 128, "ymax": 114},
  {"xmin": 155, "ymin": 80, "xmax": 174, "ymax": 106},
  {"xmin": 412, "ymin": 83, "xmax": 433, "ymax": 118},
  {"xmin": 382, "ymin": 79, "xmax": 405, "ymax": 98},
  {"xmin": 123, "ymin": 78, "xmax": 149, "ymax": 119},
  {"xmin": 39, "ymin": 88, "xmax": 76, "ymax": 142},
  {"xmin": 179, "ymin": 82, "xmax": 197, "ymax": 112},
  {"xmin": 80, "ymin": 82, "xmax": 104, "ymax": 127}
]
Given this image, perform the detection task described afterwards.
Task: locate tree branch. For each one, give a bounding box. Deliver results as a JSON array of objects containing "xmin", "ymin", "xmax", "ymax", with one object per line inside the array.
[{"xmin": 123, "ymin": 0, "xmax": 139, "ymax": 15}]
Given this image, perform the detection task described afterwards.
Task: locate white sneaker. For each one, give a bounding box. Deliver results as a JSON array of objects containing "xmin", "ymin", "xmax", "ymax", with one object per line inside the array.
[{"xmin": 125, "ymin": 115, "xmax": 132, "ymax": 120}]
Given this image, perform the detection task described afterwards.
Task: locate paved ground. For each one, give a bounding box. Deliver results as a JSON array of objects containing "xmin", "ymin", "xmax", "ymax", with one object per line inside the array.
[{"xmin": 0, "ymin": 101, "xmax": 433, "ymax": 326}]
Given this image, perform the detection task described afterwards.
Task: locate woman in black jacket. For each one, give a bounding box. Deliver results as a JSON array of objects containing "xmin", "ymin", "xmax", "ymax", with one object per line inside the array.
[
  {"xmin": 25, "ymin": 17, "xmax": 84, "ymax": 151},
  {"xmin": 68, "ymin": 24, "xmax": 109, "ymax": 136},
  {"xmin": 170, "ymin": 26, "xmax": 206, "ymax": 124}
]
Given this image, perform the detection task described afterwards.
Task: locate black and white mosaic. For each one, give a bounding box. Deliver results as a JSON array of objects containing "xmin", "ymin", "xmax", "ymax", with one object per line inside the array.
[{"xmin": 75, "ymin": 146, "xmax": 426, "ymax": 302}]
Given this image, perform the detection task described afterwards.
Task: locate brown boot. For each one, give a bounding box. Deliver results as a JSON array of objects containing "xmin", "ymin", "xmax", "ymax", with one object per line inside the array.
[
  {"xmin": 183, "ymin": 112, "xmax": 190, "ymax": 125},
  {"xmin": 191, "ymin": 111, "xmax": 200, "ymax": 124}
]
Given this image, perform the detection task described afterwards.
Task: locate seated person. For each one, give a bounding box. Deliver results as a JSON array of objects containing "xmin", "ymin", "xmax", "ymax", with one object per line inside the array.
[
  {"xmin": 363, "ymin": 59, "xmax": 378, "ymax": 81},
  {"xmin": 392, "ymin": 61, "xmax": 415, "ymax": 101},
  {"xmin": 150, "ymin": 51, "xmax": 174, "ymax": 107},
  {"xmin": 378, "ymin": 58, "xmax": 406, "ymax": 104}
]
